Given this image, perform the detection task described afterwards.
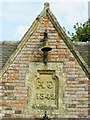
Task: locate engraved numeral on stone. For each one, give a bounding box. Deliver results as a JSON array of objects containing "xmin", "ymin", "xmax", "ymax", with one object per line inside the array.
[
  {"xmin": 50, "ymin": 94, "xmax": 55, "ymax": 100},
  {"xmin": 40, "ymin": 93, "xmax": 44, "ymax": 100},
  {"xmin": 45, "ymin": 93, "xmax": 50, "ymax": 100},
  {"xmin": 36, "ymin": 93, "xmax": 39, "ymax": 99}
]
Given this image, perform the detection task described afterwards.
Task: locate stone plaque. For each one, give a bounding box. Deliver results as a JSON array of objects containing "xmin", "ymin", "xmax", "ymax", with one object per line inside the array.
[
  {"xmin": 33, "ymin": 70, "xmax": 58, "ymax": 109},
  {"xmin": 24, "ymin": 63, "xmax": 66, "ymax": 117}
]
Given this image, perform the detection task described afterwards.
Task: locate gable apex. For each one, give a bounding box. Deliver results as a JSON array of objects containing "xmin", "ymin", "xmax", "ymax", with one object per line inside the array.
[
  {"xmin": 44, "ymin": 2, "xmax": 50, "ymax": 9},
  {"xmin": 0, "ymin": 3, "xmax": 90, "ymax": 79}
]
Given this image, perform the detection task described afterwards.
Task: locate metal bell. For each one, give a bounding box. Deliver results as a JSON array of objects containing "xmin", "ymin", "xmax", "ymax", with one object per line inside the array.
[
  {"xmin": 41, "ymin": 41, "xmax": 52, "ymax": 52},
  {"xmin": 41, "ymin": 30, "xmax": 52, "ymax": 51},
  {"xmin": 41, "ymin": 29, "xmax": 52, "ymax": 64}
]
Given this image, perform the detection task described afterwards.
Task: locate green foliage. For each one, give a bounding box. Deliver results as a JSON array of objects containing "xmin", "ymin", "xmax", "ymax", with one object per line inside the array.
[{"xmin": 71, "ymin": 19, "xmax": 90, "ymax": 42}]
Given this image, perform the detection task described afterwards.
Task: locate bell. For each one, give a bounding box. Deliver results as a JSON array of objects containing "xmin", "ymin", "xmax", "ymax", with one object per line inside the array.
[
  {"xmin": 41, "ymin": 29, "xmax": 52, "ymax": 65},
  {"xmin": 41, "ymin": 41, "xmax": 52, "ymax": 51}
]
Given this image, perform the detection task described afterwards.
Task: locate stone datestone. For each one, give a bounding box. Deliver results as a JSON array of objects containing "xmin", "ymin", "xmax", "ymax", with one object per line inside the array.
[{"xmin": 24, "ymin": 62, "xmax": 66, "ymax": 118}]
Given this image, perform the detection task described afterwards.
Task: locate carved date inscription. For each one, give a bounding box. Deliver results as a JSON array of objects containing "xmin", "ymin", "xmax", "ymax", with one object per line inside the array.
[
  {"xmin": 36, "ymin": 93, "xmax": 55, "ymax": 100},
  {"xmin": 34, "ymin": 72, "xmax": 56, "ymax": 107},
  {"xmin": 36, "ymin": 81, "xmax": 55, "ymax": 100}
]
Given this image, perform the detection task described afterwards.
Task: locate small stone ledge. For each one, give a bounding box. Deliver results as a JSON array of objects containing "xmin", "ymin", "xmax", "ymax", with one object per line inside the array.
[
  {"xmin": 1, "ymin": 118, "xmax": 90, "ymax": 120},
  {"xmin": 73, "ymin": 41, "xmax": 90, "ymax": 45}
]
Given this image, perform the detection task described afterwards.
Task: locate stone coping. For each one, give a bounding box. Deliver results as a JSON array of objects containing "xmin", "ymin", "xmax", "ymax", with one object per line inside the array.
[{"xmin": 1, "ymin": 118, "xmax": 90, "ymax": 120}]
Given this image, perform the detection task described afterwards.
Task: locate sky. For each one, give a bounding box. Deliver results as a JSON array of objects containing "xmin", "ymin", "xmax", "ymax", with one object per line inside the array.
[{"xmin": 0, "ymin": 0, "xmax": 90, "ymax": 41}]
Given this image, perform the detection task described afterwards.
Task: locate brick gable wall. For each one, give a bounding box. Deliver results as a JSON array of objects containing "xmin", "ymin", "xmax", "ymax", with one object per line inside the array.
[{"xmin": 0, "ymin": 16, "xmax": 89, "ymax": 119}]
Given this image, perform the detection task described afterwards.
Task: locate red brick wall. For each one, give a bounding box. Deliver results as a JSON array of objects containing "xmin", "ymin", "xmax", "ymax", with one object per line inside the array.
[{"xmin": 1, "ymin": 16, "xmax": 89, "ymax": 118}]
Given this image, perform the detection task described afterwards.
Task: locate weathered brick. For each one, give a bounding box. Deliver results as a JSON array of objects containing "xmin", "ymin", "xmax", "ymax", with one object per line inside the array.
[
  {"xmin": 15, "ymin": 110, "xmax": 22, "ymax": 114},
  {"xmin": 4, "ymin": 114, "xmax": 11, "ymax": 118},
  {"xmin": 4, "ymin": 86, "xmax": 14, "ymax": 90},
  {"xmin": 5, "ymin": 83, "xmax": 25, "ymax": 86}
]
